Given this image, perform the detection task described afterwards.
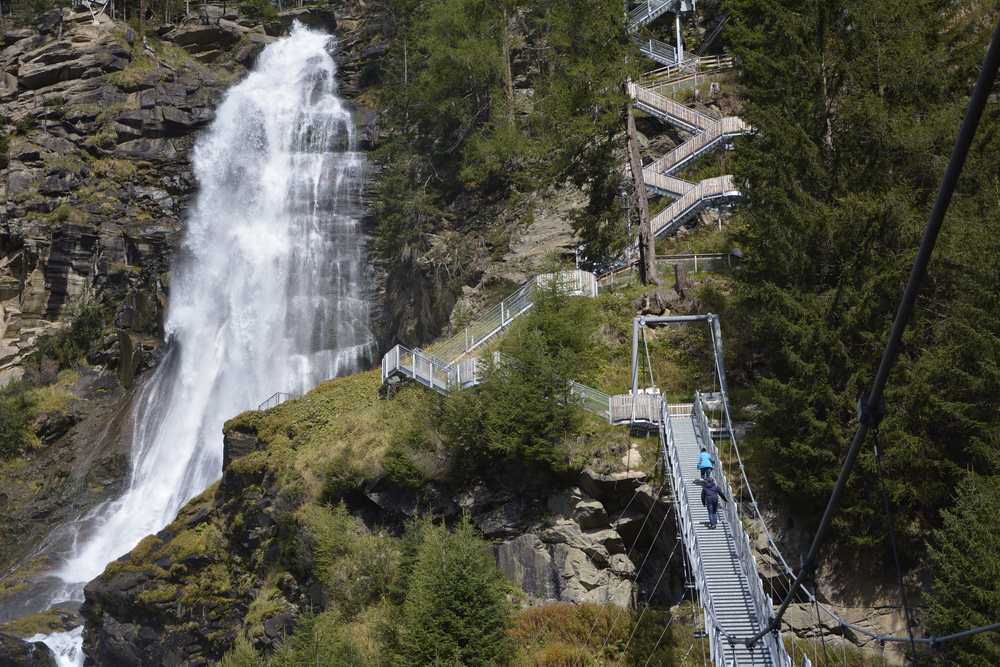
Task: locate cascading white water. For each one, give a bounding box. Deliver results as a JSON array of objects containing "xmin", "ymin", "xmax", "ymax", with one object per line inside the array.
[{"xmin": 26, "ymin": 24, "xmax": 372, "ymax": 660}]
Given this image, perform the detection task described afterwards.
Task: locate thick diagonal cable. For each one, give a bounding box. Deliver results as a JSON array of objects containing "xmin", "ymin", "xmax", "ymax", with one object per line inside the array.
[
  {"xmin": 873, "ymin": 426, "xmax": 918, "ymax": 659},
  {"xmin": 747, "ymin": 14, "xmax": 1000, "ymax": 650}
]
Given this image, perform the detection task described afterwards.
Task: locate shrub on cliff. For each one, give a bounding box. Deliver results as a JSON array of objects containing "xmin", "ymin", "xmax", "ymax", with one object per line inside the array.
[
  {"xmin": 0, "ymin": 384, "xmax": 33, "ymax": 459},
  {"xmin": 238, "ymin": 0, "xmax": 278, "ymax": 22},
  {"xmin": 27, "ymin": 304, "xmax": 105, "ymax": 377},
  {"xmin": 396, "ymin": 518, "xmax": 511, "ymax": 666},
  {"xmin": 441, "ymin": 284, "xmax": 596, "ymax": 473}
]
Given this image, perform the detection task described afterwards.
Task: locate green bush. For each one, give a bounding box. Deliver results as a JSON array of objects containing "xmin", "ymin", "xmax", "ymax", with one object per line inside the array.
[
  {"xmin": 0, "ymin": 385, "xmax": 34, "ymax": 459},
  {"xmin": 396, "ymin": 518, "xmax": 511, "ymax": 666},
  {"xmin": 239, "ymin": 0, "xmax": 278, "ymax": 22},
  {"xmin": 441, "ymin": 285, "xmax": 595, "ymax": 473},
  {"xmin": 300, "ymin": 503, "xmax": 400, "ymax": 619},
  {"xmin": 925, "ymin": 475, "xmax": 1000, "ymax": 666},
  {"xmin": 221, "ymin": 614, "xmax": 366, "ymax": 667},
  {"xmin": 28, "ymin": 304, "xmax": 105, "ymax": 373}
]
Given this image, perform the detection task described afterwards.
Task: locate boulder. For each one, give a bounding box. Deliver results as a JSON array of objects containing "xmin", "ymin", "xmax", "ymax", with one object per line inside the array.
[
  {"xmin": 0, "ymin": 633, "xmax": 56, "ymax": 666},
  {"xmin": 222, "ymin": 426, "xmax": 261, "ymax": 470},
  {"xmin": 165, "ymin": 24, "xmax": 241, "ymax": 51},
  {"xmin": 578, "ymin": 468, "xmax": 648, "ymax": 507}
]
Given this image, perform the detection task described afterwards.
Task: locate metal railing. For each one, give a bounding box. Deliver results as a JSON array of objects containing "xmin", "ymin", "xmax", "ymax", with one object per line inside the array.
[
  {"xmin": 627, "ymin": 0, "xmax": 678, "ymax": 31},
  {"xmin": 637, "ymin": 37, "xmax": 686, "ymax": 67},
  {"xmin": 257, "ymin": 391, "xmax": 300, "ymax": 411},
  {"xmin": 381, "ymin": 346, "xmax": 620, "ymax": 423},
  {"xmin": 426, "ymin": 270, "xmax": 598, "ymax": 364},
  {"xmin": 597, "ymin": 253, "xmax": 736, "ymax": 289}
]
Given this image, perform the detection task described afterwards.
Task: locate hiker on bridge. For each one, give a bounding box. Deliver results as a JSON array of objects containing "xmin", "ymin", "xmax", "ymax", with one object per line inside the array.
[
  {"xmin": 701, "ymin": 476, "xmax": 728, "ymax": 529},
  {"xmin": 697, "ymin": 446, "xmax": 714, "ymax": 479}
]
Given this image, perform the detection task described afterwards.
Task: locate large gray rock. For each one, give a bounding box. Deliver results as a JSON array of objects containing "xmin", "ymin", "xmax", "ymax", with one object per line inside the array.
[
  {"xmin": 578, "ymin": 468, "xmax": 648, "ymax": 506},
  {"xmin": 0, "ymin": 633, "xmax": 56, "ymax": 666},
  {"xmin": 495, "ymin": 488, "xmax": 636, "ymax": 607}
]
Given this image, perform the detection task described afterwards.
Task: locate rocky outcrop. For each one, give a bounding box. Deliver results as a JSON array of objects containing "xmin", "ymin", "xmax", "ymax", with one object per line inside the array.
[
  {"xmin": 495, "ymin": 486, "xmax": 641, "ymax": 607},
  {"xmin": 0, "ymin": 368, "xmax": 133, "ymax": 621},
  {"xmin": 79, "ymin": 419, "xmax": 678, "ymax": 664},
  {"xmin": 0, "ymin": 12, "xmax": 225, "ymax": 385},
  {"xmin": 0, "ymin": 633, "xmax": 56, "ymax": 667}
]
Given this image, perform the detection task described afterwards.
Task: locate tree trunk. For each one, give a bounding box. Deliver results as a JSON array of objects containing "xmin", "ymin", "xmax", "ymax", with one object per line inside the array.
[
  {"xmin": 627, "ymin": 104, "xmax": 657, "ymax": 285},
  {"xmin": 501, "ymin": 5, "xmax": 515, "ymax": 127}
]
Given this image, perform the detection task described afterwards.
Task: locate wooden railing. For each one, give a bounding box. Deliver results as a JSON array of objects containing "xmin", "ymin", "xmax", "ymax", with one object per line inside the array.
[
  {"xmin": 628, "ymin": 82, "xmax": 718, "ymax": 131},
  {"xmin": 639, "ymin": 54, "xmax": 737, "ymax": 90},
  {"xmin": 646, "ymin": 116, "xmax": 749, "ymax": 175},
  {"xmin": 650, "ymin": 176, "xmax": 738, "ymax": 237},
  {"xmin": 643, "ymin": 171, "xmax": 693, "ymax": 196}
]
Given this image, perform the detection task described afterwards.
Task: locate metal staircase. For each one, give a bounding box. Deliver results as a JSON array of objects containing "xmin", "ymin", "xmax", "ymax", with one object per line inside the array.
[
  {"xmin": 627, "ymin": 0, "xmax": 690, "ymax": 33},
  {"xmin": 626, "ymin": 0, "xmax": 751, "ymax": 240},
  {"xmin": 630, "ymin": 76, "xmax": 749, "ymax": 237}
]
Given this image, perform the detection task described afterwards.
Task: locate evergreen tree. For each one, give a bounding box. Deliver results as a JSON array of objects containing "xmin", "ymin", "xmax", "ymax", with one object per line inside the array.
[
  {"xmin": 925, "ymin": 476, "xmax": 1000, "ymax": 666},
  {"xmin": 397, "ymin": 519, "xmax": 512, "ymax": 666},
  {"xmin": 723, "ymin": 0, "xmax": 1000, "ymax": 551}
]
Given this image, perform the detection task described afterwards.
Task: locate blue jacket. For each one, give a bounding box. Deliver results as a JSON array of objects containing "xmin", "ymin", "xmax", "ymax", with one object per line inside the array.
[{"xmin": 697, "ymin": 451, "xmax": 714, "ymax": 470}]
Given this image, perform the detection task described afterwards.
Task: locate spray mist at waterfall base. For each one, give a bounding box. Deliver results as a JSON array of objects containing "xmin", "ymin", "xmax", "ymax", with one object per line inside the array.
[{"xmin": 18, "ymin": 23, "xmax": 372, "ymax": 661}]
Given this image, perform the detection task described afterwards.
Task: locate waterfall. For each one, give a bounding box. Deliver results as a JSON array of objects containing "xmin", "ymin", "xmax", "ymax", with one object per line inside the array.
[{"xmin": 25, "ymin": 23, "xmax": 372, "ymax": 660}]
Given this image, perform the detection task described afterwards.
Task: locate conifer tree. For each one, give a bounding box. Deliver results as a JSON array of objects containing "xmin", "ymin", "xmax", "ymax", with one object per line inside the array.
[
  {"xmin": 925, "ymin": 476, "xmax": 1000, "ymax": 666},
  {"xmin": 397, "ymin": 519, "xmax": 512, "ymax": 667}
]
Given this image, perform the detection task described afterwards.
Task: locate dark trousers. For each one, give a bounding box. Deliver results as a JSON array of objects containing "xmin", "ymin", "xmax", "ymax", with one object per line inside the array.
[
  {"xmin": 700, "ymin": 467, "xmax": 713, "ymax": 480},
  {"xmin": 707, "ymin": 499, "xmax": 719, "ymax": 528}
]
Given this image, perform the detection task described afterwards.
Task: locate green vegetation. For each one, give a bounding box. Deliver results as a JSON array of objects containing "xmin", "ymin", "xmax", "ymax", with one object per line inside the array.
[
  {"xmin": 441, "ymin": 285, "xmax": 589, "ymax": 474},
  {"xmin": 108, "ymin": 53, "xmax": 156, "ymax": 89},
  {"xmin": 373, "ymin": 0, "xmax": 637, "ymax": 343},
  {"xmin": 925, "ymin": 476, "xmax": 1000, "ymax": 665},
  {"xmin": 397, "ymin": 518, "xmax": 511, "ymax": 666},
  {"xmin": 27, "ymin": 303, "xmax": 105, "ymax": 375},
  {"xmin": 0, "ymin": 384, "xmax": 34, "ymax": 459},
  {"xmin": 722, "ymin": 0, "xmax": 1000, "ymax": 555},
  {"xmin": 91, "ymin": 158, "xmax": 138, "ymax": 180},
  {"xmin": 238, "ymin": 0, "xmax": 278, "ymax": 22}
]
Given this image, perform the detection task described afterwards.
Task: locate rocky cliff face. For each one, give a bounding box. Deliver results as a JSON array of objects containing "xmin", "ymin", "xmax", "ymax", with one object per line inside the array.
[{"xmin": 0, "ymin": 1, "xmax": 382, "ymax": 387}]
